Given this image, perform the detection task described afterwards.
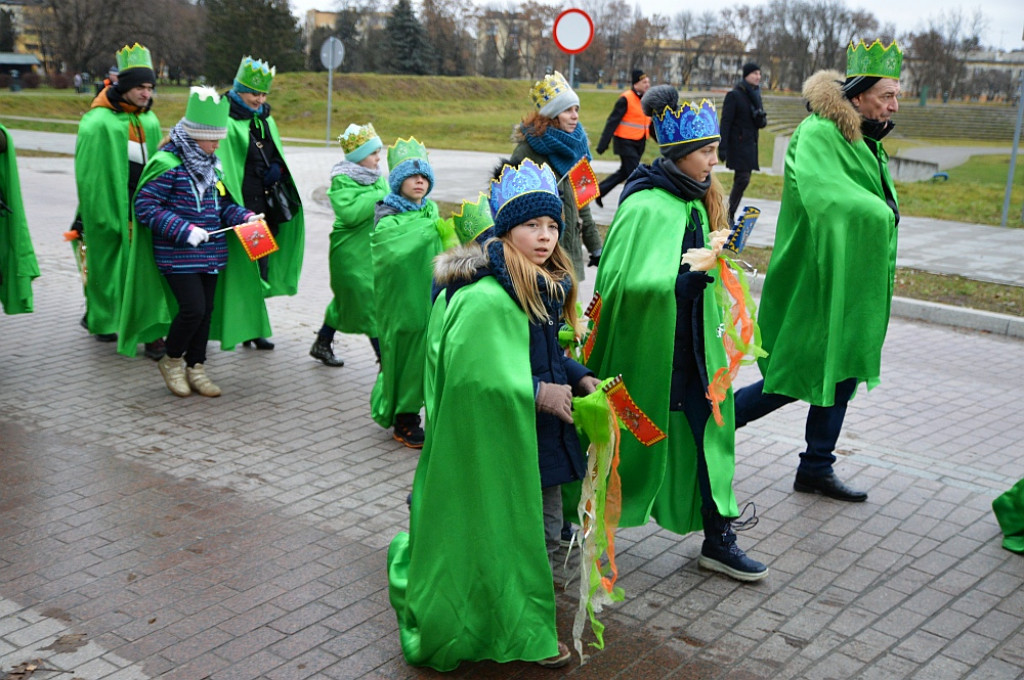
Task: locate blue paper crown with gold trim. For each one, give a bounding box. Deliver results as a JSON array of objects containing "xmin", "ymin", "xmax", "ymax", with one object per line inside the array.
[
  {"xmin": 116, "ymin": 43, "xmax": 153, "ymax": 72},
  {"xmin": 488, "ymin": 158, "xmax": 559, "ymax": 220},
  {"xmin": 651, "ymin": 98, "xmax": 720, "ymax": 148},
  {"xmin": 846, "ymin": 39, "xmax": 903, "ymax": 79},
  {"xmin": 234, "ymin": 56, "xmax": 276, "ymax": 94},
  {"xmin": 452, "ymin": 193, "xmax": 495, "ymax": 244}
]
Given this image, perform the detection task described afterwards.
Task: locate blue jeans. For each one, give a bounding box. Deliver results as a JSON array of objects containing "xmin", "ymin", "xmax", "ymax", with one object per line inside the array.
[{"xmin": 734, "ymin": 378, "xmax": 858, "ymax": 477}]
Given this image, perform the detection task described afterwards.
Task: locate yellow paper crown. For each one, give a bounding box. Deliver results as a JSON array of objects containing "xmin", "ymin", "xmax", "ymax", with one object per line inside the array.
[
  {"xmin": 530, "ymin": 71, "xmax": 572, "ymax": 111},
  {"xmin": 339, "ymin": 123, "xmax": 378, "ymax": 154},
  {"xmin": 116, "ymin": 43, "xmax": 153, "ymax": 72}
]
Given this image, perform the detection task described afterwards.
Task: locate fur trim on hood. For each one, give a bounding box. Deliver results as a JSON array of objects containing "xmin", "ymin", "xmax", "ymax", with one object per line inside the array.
[
  {"xmin": 433, "ymin": 242, "xmax": 487, "ymax": 287},
  {"xmin": 803, "ymin": 69, "xmax": 862, "ymax": 144}
]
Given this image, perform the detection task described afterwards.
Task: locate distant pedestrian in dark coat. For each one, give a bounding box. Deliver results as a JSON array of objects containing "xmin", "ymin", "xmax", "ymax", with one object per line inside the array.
[{"xmin": 719, "ymin": 62, "xmax": 767, "ymax": 224}]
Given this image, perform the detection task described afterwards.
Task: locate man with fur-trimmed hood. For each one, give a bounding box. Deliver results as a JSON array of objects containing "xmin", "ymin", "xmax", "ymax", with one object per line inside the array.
[{"xmin": 732, "ymin": 40, "xmax": 903, "ymax": 503}]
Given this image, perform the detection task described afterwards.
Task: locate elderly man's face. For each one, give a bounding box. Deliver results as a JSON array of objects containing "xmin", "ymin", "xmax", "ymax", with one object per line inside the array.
[{"xmin": 851, "ymin": 78, "xmax": 900, "ymax": 122}]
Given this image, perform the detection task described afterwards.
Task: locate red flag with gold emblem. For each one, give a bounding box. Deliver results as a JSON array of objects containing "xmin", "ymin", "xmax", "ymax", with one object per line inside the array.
[
  {"xmin": 603, "ymin": 375, "xmax": 666, "ymax": 446},
  {"xmin": 567, "ymin": 158, "xmax": 600, "ymax": 210},
  {"xmin": 582, "ymin": 293, "xmax": 602, "ymax": 363},
  {"xmin": 233, "ymin": 219, "xmax": 279, "ymax": 261}
]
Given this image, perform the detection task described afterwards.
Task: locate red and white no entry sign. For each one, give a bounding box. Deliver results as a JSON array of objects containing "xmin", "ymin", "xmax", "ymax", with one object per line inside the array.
[{"xmin": 553, "ymin": 8, "xmax": 594, "ymax": 55}]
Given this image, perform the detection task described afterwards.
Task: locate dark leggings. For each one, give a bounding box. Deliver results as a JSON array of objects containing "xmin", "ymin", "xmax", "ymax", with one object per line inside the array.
[
  {"xmin": 728, "ymin": 170, "xmax": 752, "ymax": 223},
  {"xmin": 163, "ymin": 272, "xmax": 218, "ymax": 367}
]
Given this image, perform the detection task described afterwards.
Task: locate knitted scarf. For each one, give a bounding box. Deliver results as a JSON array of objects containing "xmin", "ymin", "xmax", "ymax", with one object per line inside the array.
[
  {"xmin": 168, "ymin": 122, "xmax": 221, "ymax": 199},
  {"xmin": 331, "ymin": 159, "xmax": 381, "ymax": 186},
  {"xmin": 382, "ymin": 191, "xmax": 425, "ymax": 214},
  {"xmin": 522, "ymin": 122, "xmax": 592, "ymax": 177}
]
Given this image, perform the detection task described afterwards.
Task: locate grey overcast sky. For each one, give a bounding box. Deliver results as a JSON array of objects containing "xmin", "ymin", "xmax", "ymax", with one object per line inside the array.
[{"xmin": 290, "ymin": 0, "xmax": 1024, "ymax": 52}]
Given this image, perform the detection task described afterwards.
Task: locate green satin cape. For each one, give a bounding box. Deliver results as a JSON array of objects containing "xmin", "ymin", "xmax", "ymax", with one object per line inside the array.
[
  {"xmin": 0, "ymin": 124, "xmax": 39, "ymax": 315},
  {"xmin": 117, "ymin": 151, "xmax": 271, "ymax": 356},
  {"xmin": 586, "ymin": 187, "xmax": 738, "ymax": 534},
  {"xmin": 757, "ymin": 114, "xmax": 899, "ymax": 406},
  {"xmin": 387, "ymin": 275, "xmax": 558, "ymax": 671},
  {"xmin": 369, "ymin": 201, "xmax": 442, "ymax": 428},
  {"xmin": 323, "ymin": 173, "xmax": 387, "ymax": 335},
  {"xmin": 75, "ymin": 107, "xmax": 162, "ymax": 334},
  {"xmin": 217, "ymin": 114, "xmax": 304, "ymax": 297}
]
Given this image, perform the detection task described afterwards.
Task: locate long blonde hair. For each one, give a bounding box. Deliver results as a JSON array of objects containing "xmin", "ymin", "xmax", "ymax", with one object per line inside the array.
[
  {"xmin": 495, "ymin": 236, "xmax": 579, "ymax": 329},
  {"xmin": 704, "ymin": 173, "xmax": 728, "ymax": 231}
]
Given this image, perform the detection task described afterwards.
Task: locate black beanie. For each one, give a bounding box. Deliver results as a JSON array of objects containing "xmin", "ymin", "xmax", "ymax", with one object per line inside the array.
[
  {"xmin": 742, "ymin": 62, "xmax": 760, "ymax": 78},
  {"xmin": 631, "ymin": 69, "xmax": 646, "ymax": 85},
  {"xmin": 842, "ymin": 75, "xmax": 881, "ymax": 100},
  {"xmin": 115, "ymin": 66, "xmax": 156, "ymax": 93}
]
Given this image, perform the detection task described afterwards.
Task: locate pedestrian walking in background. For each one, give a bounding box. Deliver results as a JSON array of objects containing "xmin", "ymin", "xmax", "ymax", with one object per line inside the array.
[
  {"xmin": 370, "ymin": 138, "xmax": 443, "ymax": 448},
  {"xmin": 509, "ymin": 71, "xmax": 603, "ymax": 279},
  {"xmin": 74, "ymin": 43, "xmax": 165, "ymax": 360},
  {"xmin": 584, "ymin": 85, "xmax": 768, "ymax": 583},
  {"xmin": 388, "ymin": 158, "xmax": 600, "ymax": 672},
  {"xmin": 719, "ymin": 62, "xmax": 767, "ymax": 225},
  {"xmin": 128, "ymin": 87, "xmax": 257, "ymax": 398},
  {"xmin": 594, "ymin": 68, "xmax": 652, "ymax": 208},
  {"xmin": 733, "ymin": 40, "xmax": 904, "ymax": 503},
  {"xmin": 311, "ymin": 123, "xmax": 388, "ymax": 367},
  {"xmin": 218, "ymin": 56, "xmax": 306, "ymax": 351}
]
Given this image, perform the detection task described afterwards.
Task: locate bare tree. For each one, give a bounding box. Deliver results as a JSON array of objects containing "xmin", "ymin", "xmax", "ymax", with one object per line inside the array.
[{"xmin": 903, "ymin": 8, "xmax": 983, "ymax": 99}]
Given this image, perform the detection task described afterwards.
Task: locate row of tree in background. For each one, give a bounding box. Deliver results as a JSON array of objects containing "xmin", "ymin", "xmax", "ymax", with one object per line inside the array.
[{"xmin": 16, "ymin": 0, "xmax": 1021, "ymax": 101}]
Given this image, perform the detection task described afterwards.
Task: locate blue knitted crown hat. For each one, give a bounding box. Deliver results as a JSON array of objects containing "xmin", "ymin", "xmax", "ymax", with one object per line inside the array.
[{"xmin": 488, "ymin": 159, "xmax": 564, "ymax": 237}]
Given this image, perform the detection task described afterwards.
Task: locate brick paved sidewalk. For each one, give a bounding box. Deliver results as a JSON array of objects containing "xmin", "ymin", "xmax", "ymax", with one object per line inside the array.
[{"xmin": 0, "ymin": 155, "xmax": 1022, "ymax": 679}]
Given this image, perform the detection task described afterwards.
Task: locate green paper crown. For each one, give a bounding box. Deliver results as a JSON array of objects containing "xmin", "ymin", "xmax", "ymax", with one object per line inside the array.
[
  {"xmin": 452, "ymin": 193, "xmax": 494, "ymax": 244},
  {"xmin": 185, "ymin": 87, "xmax": 229, "ymax": 128},
  {"xmin": 388, "ymin": 137, "xmax": 428, "ymax": 172},
  {"xmin": 116, "ymin": 43, "xmax": 153, "ymax": 72},
  {"xmin": 235, "ymin": 56, "xmax": 276, "ymax": 93},
  {"xmin": 846, "ymin": 40, "xmax": 902, "ymax": 79}
]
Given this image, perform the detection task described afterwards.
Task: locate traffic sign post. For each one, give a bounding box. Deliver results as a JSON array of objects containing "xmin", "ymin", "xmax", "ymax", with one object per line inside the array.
[
  {"xmin": 320, "ymin": 37, "xmax": 346, "ymax": 146},
  {"xmin": 552, "ymin": 8, "xmax": 593, "ymax": 88}
]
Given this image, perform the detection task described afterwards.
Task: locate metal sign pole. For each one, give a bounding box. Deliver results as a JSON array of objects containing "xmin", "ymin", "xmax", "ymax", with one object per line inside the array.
[
  {"xmin": 1001, "ymin": 75, "xmax": 1024, "ymax": 226},
  {"xmin": 326, "ymin": 67, "xmax": 333, "ymax": 147}
]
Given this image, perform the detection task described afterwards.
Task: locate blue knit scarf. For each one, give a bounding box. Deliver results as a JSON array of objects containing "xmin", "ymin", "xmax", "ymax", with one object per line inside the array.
[
  {"xmin": 522, "ymin": 122, "xmax": 592, "ymax": 178},
  {"xmin": 382, "ymin": 191, "xmax": 425, "ymax": 214}
]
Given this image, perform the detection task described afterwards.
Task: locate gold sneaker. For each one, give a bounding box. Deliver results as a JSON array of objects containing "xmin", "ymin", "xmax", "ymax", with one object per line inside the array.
[
  {"xmin": 158, "ymin": 356, "xmax": 191, "ymax": 397},
  {"xmin": 186, "ymin": 363, "xmax": 221, "ymax": 397}
]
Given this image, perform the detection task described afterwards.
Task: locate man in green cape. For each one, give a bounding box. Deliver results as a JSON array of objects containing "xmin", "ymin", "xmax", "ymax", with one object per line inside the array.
[
  {"xmin": 0, "ymin": 123, "xmax": 39, "ymax": 315},
  {"xmin": 734, "ymin": 40, "xmax": 903, "ymax": 503},
  {"xmin": 74, "ymin": 43, "xmax": 162, "ymax": 355}
]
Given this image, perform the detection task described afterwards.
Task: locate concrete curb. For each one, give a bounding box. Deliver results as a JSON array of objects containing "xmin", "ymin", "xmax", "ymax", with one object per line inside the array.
[{"xmin": 746, "ymin": 275, "xmax": 1024, "ymax": 340}]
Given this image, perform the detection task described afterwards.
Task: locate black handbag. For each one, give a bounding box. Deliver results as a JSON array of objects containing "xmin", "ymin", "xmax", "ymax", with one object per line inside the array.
[{"xmin": 251, "ymin": 130, "xmax": 294, "ymax": 224}]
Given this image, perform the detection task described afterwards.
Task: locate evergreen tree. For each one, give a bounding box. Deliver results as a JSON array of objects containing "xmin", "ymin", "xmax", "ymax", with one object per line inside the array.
[
  {"xmin": 201, "ymin": 0, "xmax": 304, "ymax": 86},
  {"xmin": 384, "ymin": 0, "xmax": 429, "ymax": 75}
]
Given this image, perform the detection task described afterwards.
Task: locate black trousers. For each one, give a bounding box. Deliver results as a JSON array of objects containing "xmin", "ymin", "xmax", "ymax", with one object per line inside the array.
[
  {"xmin": 733, "ymin": 377, "xmax": 859, "ymax": 477},
  {"xmin": 163, "ymin": 272, "xmax": 218, "ymax": 367},
  {"xmin": 728, "ymin": 170, "xmax": 752, "ymax": 223},
  {"xmin": 598, "ymin": 137, "xmax": 645, "ymax": 200}
]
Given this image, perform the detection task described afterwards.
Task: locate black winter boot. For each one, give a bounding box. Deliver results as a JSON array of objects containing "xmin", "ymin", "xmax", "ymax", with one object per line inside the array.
[
  {"xmin": 309, "ymin": 334, "xmax": 345, "ymax": 367},
  {"xmin": 698, "ymin": 507, "xmax": 768, "ymax": 582},
  {"xmin": 393, "ymin": 413, "xmax": 425, "ymax": 448}
]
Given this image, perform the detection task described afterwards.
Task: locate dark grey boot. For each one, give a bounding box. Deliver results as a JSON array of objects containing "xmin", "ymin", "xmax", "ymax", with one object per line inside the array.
[
  {"xmin": 309, "ymin": 334, "xmax": 344, "ymax": 367},
  {"xmin": 698, "ymin": 507, "xmax": 768, "ymax": 582}
]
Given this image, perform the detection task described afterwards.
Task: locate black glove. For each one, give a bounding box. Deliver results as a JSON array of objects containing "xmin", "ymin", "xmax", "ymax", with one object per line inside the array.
[
  {"xmin": 675, "ymin": 271, "xmax": 714, "ymax": 300},
  {"xmin": 596, "ymin": 144, "xmax": 607, "ymax": 155},
  {"xmin": 717, "ymin": 147, "xmax": 727, "ymax": 162},
  {"xmin": 588, "ymin": 251, "xmax": 601, "ymax": 267},
  {"xmin": 263, "ymin": 162, "xmax": 283, "ymax": 187}
]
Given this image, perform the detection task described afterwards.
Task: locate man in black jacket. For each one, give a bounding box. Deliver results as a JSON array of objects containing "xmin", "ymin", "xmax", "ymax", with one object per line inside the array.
[
  {"xmin": 594, "ymin": 69, "xmax": 652, "ymax": 211},
  {"xmin": 719, "ymin": 62, "xmax": 767, "ymax": 224}
]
